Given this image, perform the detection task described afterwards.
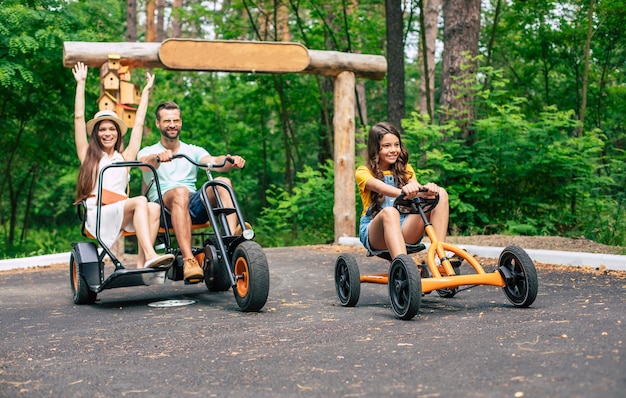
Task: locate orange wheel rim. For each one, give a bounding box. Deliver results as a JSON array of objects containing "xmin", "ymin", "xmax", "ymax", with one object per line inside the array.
[
  {"xmin": 195, "ymin": 252, "xmax": 205, "ymax": 266},
  {"xmin": 234, "ymin": 257, "xmax": 249, "ymax": 297},
  {"xmin": 72, "ymin": 259, "xmax": 78, "ymax": 290}
]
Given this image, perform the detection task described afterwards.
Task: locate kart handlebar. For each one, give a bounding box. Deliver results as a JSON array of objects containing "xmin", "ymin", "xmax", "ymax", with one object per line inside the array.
[
  {"xmin": 393, "ymin": 189, "xmax": 439, "ymax": 215},
  {"xmin": 171, "ymin": 153, "xmax": 234, "ymax": 169}
]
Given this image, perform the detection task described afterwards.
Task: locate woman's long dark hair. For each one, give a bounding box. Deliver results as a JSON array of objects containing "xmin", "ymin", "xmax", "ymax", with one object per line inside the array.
[
  {"xmin": 75, "ymin": 120, "xmax": 123, "ymax": 203},
  {"xmin": 366, "ymin": 122, "xmax": 412, "ymax": 217}
]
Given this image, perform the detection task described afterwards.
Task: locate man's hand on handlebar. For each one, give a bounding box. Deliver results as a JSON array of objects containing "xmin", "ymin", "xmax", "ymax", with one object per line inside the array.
[
  {"xmin": 154, "ymin": 149, "xmax": 173, "ymax": 164},
  {"xmin": 226, "ymin": 154, "xmax": 246, "ymax": 170}
]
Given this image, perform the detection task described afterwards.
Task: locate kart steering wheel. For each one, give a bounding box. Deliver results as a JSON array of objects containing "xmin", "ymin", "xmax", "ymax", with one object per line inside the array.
[{"xmin": 393, "ymin": 190, "xmax": 439, "ymax": 215}]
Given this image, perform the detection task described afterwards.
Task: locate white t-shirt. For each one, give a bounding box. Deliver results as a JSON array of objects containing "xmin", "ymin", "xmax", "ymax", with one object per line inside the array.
[{"xmin": 138, "ymin": 141, "xmax": 209, "ymax": 202}]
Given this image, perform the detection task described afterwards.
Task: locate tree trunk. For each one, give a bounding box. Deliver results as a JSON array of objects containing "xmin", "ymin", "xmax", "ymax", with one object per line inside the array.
[
  {"xmin": 333, "ymin": 71, "xmax": 356, "ymax": 242},
  {"xmin": 355, "ymin": 80, "xmax": 368, "ymax": 161},
  {"xmin": 386, "ymin": 0, "xmax": 405, "ymax": 126},
  {"xmin": 579, "ymin": 0, "xmax": 595, "ymax": 137},
  {"xmin": 419, "ymin": 0, "xmax": 439, "ymax": 120},
  {"xmin": 156, "ymin": 0, "xmax": 165, "ymax": 41},
  {"xmin": 171, "ymin": 0, "xmax": 183, "ymax": 38},
  {"xmin": 126, "ymin": 0, "xmax": 137, "ymax": 42},
  {"xmin": 146, "ymin": 0, "xmax": 156, "ymax": 42},
  {"xmin": 484, "ymin": 0, "xmax": 502, "ymax": 68},
  {"xmin": 439, "ymin": 0, "xmax": 481, "ymax": 138}
]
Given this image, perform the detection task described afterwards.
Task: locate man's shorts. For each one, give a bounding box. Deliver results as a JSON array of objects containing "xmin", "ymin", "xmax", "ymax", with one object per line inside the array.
[{"xmin": 158, "ymin": 190, "xmax": 210, "ymax": 227}]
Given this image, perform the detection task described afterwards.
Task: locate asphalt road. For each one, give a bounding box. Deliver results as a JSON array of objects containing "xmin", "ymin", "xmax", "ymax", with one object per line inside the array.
[{"xmin": 1, "ymin": 245, "xmax": 624, "ymax": 397}]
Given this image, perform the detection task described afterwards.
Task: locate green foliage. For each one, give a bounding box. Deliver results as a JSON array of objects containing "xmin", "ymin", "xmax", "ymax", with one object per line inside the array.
[
  {"xmin": 403, "ymin": 68, "xmax": 624, "ymax": 244},
  {"xmin": 254, "ymin": 161, "xmax": 335, "ymax": 247},
  {"xmin": 1, "ymin": 225, "xmax": 85, "ymax": 259}
]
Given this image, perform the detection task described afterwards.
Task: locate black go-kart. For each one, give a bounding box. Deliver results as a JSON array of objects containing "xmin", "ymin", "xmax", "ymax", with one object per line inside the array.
[{"xmin": 70, "ymin": 154, "xmax": 269, "ymax": 312}]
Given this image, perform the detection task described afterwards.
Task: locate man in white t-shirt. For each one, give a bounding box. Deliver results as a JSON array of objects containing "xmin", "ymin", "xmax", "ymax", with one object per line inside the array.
[{"xmin": 138, "ymin": 101, "xmax": 245, "ymax": 282}]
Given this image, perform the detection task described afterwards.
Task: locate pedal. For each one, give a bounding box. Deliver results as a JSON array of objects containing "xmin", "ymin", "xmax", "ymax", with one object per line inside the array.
[
  {"xmin": 419, "ymin": 262, "xmax": 431, "ymax": 278},
  {"xmin": 184, "ymin": 277, "xmax": 203, "ymax": 285}
]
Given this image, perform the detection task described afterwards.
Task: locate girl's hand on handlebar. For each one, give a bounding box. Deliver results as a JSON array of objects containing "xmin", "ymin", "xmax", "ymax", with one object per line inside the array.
[
  {"xmin": 418, "ymin": 182, "xmax": 440, "ymax": 199},
  {"xmin": 401, "ymin": 182, "xmax": 421, "ymax": 198}
]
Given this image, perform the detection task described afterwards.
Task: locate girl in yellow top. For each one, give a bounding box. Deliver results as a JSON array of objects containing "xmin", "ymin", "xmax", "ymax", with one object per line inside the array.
[{"xmin": 356, "ymin": 122, "xmax": 450, "ymax": 260}]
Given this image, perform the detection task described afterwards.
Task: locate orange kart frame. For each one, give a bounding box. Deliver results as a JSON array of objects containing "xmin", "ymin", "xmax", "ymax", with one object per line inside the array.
[{"xmin": 334, "ymin": 192, "xmax": 538, "ymax": 320}]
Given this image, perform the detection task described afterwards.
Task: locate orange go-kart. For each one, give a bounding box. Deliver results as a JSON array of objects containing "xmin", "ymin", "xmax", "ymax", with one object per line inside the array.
[{"xmin": 334, "ymin": 191, "xmax": 538, "ymax": 320}]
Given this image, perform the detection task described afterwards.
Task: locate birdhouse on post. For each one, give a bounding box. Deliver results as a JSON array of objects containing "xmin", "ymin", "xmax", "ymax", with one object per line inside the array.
[
  {"xmin": 97, "ymin": 92, "xmax": 117, "ymax": 112},
  {"xmin": 98, "ymin": 54, "xmax": 139, "ymax": 129},
  {"xmin": 120, "ymin": 80, "xmax": 140, "ymax": 105},
  {"xmin": 115, "ymin": 103, "xmax": 137, "ymax": 129}
]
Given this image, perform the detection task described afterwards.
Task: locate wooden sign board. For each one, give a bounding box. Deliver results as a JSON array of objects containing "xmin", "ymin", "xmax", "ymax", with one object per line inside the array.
[{"xmin": 159, "ymin": 39, "xmax": 310, "ymax": 73}]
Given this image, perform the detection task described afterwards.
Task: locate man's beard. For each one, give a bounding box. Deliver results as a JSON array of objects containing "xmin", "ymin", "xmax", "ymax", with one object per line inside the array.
[{"xmin": 160, "ymin": 127, "xmax": 180, "ymax": 140}]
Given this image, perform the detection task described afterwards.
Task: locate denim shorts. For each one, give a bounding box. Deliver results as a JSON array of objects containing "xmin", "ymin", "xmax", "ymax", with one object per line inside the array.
[
  {"xmin": 359, "ymin": 211, "xmax": 410, "ymax": 256},
  {"xmin": 159, "ymin": 190, "xmax": 209, "ymax": 227}
]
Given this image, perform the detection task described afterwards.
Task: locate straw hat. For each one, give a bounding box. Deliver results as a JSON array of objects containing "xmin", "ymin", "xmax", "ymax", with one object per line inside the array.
[{"xmin": 85, "ymin": 110, "xmax": 128, "ymax": 136}]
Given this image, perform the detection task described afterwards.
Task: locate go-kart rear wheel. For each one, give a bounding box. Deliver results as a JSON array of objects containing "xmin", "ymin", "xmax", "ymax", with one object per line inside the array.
[
  {"xmin": 498, "ymin": 246, "xmax": 538, "ymax": 307},
  {"xmin": 203, "ymin": 244, "xmax": 231, "ymax": 292},
  {"xmin": 388, "ymin": 254, "xmax": 421, "ymax": 320},
  {"xmin": 69, "ymin": 253, "xmax": 97, "ymax": 305},
  {"xmin": 334, "ymin": 254, "xmax": 361, "ymax": 307},
  {"xmin": 231, "ymin": 241, "xmax": 270, "ymax": 312}
]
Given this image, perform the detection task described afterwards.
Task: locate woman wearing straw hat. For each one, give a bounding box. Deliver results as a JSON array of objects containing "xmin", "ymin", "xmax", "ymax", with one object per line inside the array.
[{"xmin": 72, "ymin": 62, "xmax": 173, "ymax": 269}]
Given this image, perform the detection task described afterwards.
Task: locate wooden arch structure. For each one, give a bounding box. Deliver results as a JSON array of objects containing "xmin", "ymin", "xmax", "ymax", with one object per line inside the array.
[{"xmin": 63, "ymin": 39, "xmax": 387, "ymax": 243}]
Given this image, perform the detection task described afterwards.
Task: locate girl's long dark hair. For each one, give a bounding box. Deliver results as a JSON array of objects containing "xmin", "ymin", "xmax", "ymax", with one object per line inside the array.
[
  {"xmin": 75, "ymin": 121, "xmax": 123, "ymax": 203},
  {"xmin": 366, "ymin": 122, "xmax": 412, "ymax": 217}
]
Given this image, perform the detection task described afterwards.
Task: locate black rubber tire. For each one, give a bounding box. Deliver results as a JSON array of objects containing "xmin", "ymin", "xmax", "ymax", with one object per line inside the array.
[
  {"xmin": 334, "ymin": 254, "xmax": 361, "ymax": 307},
  {"xmin": 232, "ymin": 241, "xmax": 270, "ymax": 312},
  {"xmin": 69, "ymin": 252, "xmax": 97, "ymax": 305},
  {"xmin": 388, "ymin": 254, "xmax": 421, "ymax": 320},
  {"xmin": 498, "ymin": 246, "xmax": 538, "ymax": 307},
  {"xmin": 203, "ymin": 244, "xmax": 231, "ymax": 292}
]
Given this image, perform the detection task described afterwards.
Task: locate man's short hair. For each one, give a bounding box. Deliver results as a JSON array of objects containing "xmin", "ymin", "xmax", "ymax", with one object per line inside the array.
[{"xmin": 155, "ymin": 101, "xmax": 181, "ymax": 121}]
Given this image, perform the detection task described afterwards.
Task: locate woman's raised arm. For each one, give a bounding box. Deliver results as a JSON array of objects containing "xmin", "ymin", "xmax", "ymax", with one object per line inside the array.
[
  {"xmin": 123, "ymin": 71, "xmax": 155, "ymax": 161},
  {"xmin": 72, "ymin": 62, "xmax": 89, "ymax": 164}
]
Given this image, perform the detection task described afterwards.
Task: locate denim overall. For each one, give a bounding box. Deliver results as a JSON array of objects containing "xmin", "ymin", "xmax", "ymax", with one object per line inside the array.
[{"xmin": 359, "ymin": 175, "xmax": 408, "ymax": 254}]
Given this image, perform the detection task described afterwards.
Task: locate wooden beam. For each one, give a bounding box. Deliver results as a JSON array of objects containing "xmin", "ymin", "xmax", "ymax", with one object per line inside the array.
[
  {"xmin": 306, "ymin": 50, "xmax": 386, "ymax": 81},
  {"xmin": 333, "ymin": 71, "xmax": 356, "ymax": 242},
  {"xmin": 63, "ymin": 42, "xmax": 163, "ymax": 69},
  {"xmin": 63, "ymin": 41, "xmax": 386, "ymax": 80}
]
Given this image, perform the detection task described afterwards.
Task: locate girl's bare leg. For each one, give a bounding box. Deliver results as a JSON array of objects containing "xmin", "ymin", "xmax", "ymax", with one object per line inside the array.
[
  {"xmin": 428, "ymin": 188, "xmax": 450, "ymax": 242},
  {"xmin": 367, "ymin": 207, "xmax": 406, "ymax": 259}
]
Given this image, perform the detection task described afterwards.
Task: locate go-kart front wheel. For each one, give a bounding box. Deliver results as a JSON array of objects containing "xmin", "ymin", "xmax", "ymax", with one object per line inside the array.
[
  {"xmin": 334, "ymin": 254, "xmax": 361, "ymax": 307},
  {"xmin": 498, "ymin": 246, "xmax": 538, "ymax": 307},
  {"xmin": 388, "ymin": 254, "xmax": 421, "ymax": 320},
  {"xmin": 69, "ymin": 253, "xmax": 97, "ymax": 305},
  {"xmin": 231, "ymin": 241, "xmax": 270, "ymax": 312}
]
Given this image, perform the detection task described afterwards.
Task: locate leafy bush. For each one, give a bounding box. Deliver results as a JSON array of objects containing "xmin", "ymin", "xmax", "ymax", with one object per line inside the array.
[
  {"xmin": 254, "ymin": 161, "xmax": 336, "ymax": 247},
  {"xmin": 402, "ymin": 80, "xmax": 624, "ymax": 247}
]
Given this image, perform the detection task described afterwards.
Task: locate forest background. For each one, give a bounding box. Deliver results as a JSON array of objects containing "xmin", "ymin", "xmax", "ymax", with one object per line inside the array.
[{"xmin": 1, "ymin": 0, "xmax": 625, "ymax": 259}]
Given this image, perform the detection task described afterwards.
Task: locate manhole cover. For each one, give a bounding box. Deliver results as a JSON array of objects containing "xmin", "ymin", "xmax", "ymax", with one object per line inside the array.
[{"xmin": 148, "ymin": 299, "xmax": 196, "ymax": 308}]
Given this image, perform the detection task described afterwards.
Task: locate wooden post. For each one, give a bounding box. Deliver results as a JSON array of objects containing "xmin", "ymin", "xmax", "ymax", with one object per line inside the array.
[{"xmin": 333, "ymin": 71, "xmax": 356, "ymax": 242}]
